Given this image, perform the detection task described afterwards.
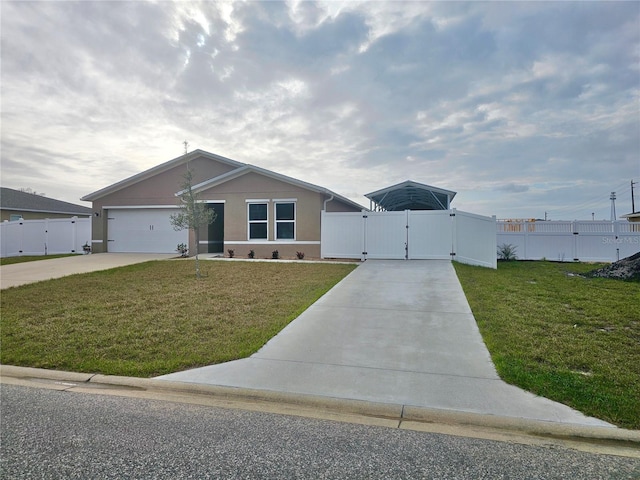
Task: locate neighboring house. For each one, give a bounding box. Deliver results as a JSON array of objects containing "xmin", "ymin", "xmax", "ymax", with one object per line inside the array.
[
  {"xmin": 621, "ymin": 212, "xmax": 640, "ymax": 223},
  {"xmin": 621, "ymin": 212, "xmax": 640, "ymax": 232},
  {"xmin": 0, "ymin": 187, "xmax": 91, "ymax": 221},
  {"xmin": 81, "ymin": 150, "xmax": 364, "ymax": 257}
]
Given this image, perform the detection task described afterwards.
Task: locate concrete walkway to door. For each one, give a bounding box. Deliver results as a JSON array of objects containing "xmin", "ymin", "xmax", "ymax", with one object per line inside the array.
[{"xmin": 157, "ymin": 260, "xmax": 611, "ymax": 427}]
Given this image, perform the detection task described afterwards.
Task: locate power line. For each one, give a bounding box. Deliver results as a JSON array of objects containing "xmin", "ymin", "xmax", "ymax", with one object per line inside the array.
[{"xmin": 547, "ymin": 181, "xmax": 631, "ymax": 219}]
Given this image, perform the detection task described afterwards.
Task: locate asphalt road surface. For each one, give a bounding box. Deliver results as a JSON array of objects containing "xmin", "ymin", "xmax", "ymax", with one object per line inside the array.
[{"xmin": 1, "ymin": 384, "xmax": 638, "ymax": 479}]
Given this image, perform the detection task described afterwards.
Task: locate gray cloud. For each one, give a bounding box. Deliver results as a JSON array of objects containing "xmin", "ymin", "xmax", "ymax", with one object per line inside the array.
[{"xmin": 1, "ymin": 1, "xmax": 638, "ymax": 219}]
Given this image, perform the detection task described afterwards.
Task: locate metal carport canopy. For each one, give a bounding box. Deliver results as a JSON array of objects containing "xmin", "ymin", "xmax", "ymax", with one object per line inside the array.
[{"xmin": 365, "ymin": 180, "xmax": 457, "ymax": 211}]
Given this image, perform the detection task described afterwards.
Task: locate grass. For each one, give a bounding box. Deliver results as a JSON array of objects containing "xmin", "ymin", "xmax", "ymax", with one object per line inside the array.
[
  {"xmin": 0, "ymin": 254, "xmax": 77, "ymax": 266},
  {"xmin": 454, "ymin": 260, "xmax": 640, "ymax": 430},
  {"xmin": 1, "ymin": 260, "xmax": 356, "ymax": 378}
]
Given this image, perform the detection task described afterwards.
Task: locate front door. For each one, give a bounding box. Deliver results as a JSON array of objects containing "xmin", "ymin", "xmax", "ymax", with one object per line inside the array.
[{"xmin": 207, "ymin": 203, "xmax": 224, "ymax": 253}]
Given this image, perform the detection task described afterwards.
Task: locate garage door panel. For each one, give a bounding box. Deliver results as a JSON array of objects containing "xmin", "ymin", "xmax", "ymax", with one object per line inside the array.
[{"xmin": 108, "ymin": 209, "xmax": 188, "ymax": 253}]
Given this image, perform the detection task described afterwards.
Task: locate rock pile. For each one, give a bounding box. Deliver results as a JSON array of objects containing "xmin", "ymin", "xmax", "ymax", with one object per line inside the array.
[{"xmin": 587, "ymin": 251, "xmax": 640, "ymax": 281}]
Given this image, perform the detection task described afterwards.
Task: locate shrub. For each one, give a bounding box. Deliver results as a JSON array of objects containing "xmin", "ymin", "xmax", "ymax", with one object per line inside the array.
[
  {"xmin": 176, "ymin": 243, "xmax": 188, "ymax": 257},
  {"xmin": 497, "ymin": 243, "xmax": 517, "ymax": 261},
  {"xmin": 296, "ymin": 251, "xmax": 305, "ymax": 260},
  {"xmin": 272, "ymin": 250, "xmax": 280, "ymax": 259},
  {"xmin": 227, "ymin": 249, "xmax": 235, "ymax": 258},
  {"xmin": 248, "ymin": 250, "xmax": 255, "ymax": 259}
]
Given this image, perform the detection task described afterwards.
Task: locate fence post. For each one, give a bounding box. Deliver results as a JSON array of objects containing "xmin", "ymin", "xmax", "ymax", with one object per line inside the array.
[
  {"xmin": 71, "ymin": 217, "xmax": 77, "ymax": 253},
  {"xmin": 361, "ymin": 211, "xmax": 368, "ymax": 261},
  {"xmin": 450, "ymin": 208, "xmax": 457, "ymax": 262}
]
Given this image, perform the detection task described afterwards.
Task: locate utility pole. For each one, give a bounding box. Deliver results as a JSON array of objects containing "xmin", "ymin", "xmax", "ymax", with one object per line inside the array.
[
  {"xmin": 183, "ymin": 140, "xmax": 189, "ymax": 155},
  {"xmin": 544, "ymin": 211, "xmax": 548, "ymax": 221},
  {"xmin": 632, "ymin": 179, "xmax": 637, "ymax": 213},
  {"xmin": 610, "ymin": 191, "xmax": 617, "ymax": 221}
]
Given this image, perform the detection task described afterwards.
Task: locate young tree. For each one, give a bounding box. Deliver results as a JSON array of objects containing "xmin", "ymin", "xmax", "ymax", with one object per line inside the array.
[{"xmin": 170, "ymin": 167, "xmax": 216, "ymax": 278}]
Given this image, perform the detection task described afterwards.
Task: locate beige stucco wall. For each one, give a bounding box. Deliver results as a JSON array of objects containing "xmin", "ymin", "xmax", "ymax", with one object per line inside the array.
[
  {"xmin": 87, "ymin": 154, "xmax": 362, "ymax": 254},
  {"xmin": 89, "ymin": 157, "xmax": 238, "ymax": 252},
  {"xmin": 199, "ymin": 172, "xmax": 328, "ymax": 242},
  {"xmin": 197, "ymin": 172, "xmax": 361, "ymax": 256}
]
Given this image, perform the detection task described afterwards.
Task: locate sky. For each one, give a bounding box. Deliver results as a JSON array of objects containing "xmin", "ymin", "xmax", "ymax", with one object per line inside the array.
[{"xmin": 1, "ymin": 1, "xmax": 639, "ymax": 220}]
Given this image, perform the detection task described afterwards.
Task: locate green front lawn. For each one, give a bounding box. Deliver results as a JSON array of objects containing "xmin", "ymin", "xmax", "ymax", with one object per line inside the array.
[
  {"xmin": 454, "ymin": 260, "xmax": 640, "ymax": 430},
  {"xmin": 1, "ymin": 260, "xmax": 356, "ymax": 377}
]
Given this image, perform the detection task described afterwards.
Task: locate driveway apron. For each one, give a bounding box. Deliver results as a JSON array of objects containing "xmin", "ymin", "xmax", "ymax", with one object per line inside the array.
[
  {"xmin": 0, "ymin": 253, "xmax": 176, "ymax": 289},
  {"xmin": 157, "ymin": 260, "xmax": 611, "ymax": 427}
]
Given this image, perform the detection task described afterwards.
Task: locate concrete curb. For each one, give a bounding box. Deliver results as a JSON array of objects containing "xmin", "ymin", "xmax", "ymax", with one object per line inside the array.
[{"xmin": 2, "ymin": 365, "xmax": 639, "ymax": 453}]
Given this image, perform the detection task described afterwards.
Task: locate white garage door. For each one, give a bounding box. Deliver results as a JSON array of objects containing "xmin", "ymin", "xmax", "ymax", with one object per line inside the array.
[{"xmin": 107, "ymin": 208, "xmax": 188, "ymax": 253}]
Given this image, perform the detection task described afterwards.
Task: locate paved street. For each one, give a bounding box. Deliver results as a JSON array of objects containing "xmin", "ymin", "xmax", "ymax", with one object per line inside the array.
[{"xmin": 2, "ymin": 384, "xmax": 638, "ymax": 479}]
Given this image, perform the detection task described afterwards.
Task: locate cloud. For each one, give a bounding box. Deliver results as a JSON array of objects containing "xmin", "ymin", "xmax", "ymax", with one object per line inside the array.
[{"xmin": 1, "ymin": 1, "xmax": 638, "ymax": 220}]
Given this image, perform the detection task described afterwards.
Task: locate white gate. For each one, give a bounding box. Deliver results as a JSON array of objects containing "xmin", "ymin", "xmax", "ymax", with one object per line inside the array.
[
  {"xmin": 364, "ymin": 211, "xmax": 407, "ymax": 259},
  {"xmin": 321, "ymin": 209, "xmax": 497, "ymax": 268},
  {"xmin": 408, "ymin": 211, "xmax": 453, "ymax": 260}
]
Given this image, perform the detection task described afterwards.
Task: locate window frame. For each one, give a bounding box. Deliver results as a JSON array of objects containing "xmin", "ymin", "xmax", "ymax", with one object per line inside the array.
[
  {"xmin": 274, "ymin": 200, "xmax": 296, "ymax": 241},
  {"xmin": 247, "ymin": 201, "xmax": 269, "ymax": 241}
]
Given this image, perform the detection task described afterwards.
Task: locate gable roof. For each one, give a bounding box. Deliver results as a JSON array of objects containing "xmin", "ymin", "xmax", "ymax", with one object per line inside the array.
[
  {"xmin": 1, "ymin": 187, "xmax": 92, "ymax": 216},
  {"xmin": 81, "ymin": 150, "xmax": 244, "ymax": 202},
  {"xmin": 365, "ymin": 180, "xmax": 456, "ymax": 211},
  {"xmin": 82, "ymin": 149, "xmax": 364, "ymax": 210},
  {"xmin": 183, "ymin": 164, "xmax": 364, "ymax": 210}
]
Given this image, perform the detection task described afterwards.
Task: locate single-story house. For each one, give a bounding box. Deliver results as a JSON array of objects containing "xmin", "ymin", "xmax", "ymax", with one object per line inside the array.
[
  {"xmin": 81, "ymin": 150, "xmax": 364, "ymax": 257},
  {"xmin": 1, "ymin": 187, "xmax": 92, "ymax": 222}
]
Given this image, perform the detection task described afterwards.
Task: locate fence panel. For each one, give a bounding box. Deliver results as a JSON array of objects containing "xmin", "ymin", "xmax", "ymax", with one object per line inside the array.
[
  {"xmin": 320, "ymin": 211, "xmax": 364, "ymax": 259},
  {"xmin": 0, "ymin": 217, "xmax": 91, "ymax": 257},
  {"xmin": 0, "ymin": 221, "xmax": 23, "ymax": 257},
  {"xmin": 455, "ymin": 210, "xmax": 497, "ymax": 268},
  {"xmin": 496, "ymin": 220, "xmax": 640, "ymax": 262}
]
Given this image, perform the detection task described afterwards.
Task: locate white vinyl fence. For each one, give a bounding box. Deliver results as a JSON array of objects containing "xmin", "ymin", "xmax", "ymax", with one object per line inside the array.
[
  {"xmin": 497, "ymin": 220, "xmax": 640, "ymax": 262},
  {"xmin": 0, "ymin": 217, "xmax": 91, "ymax": 258},
  {"xmin": 321, "ymin": 209, "xmax": 497, "ymax": 268}
]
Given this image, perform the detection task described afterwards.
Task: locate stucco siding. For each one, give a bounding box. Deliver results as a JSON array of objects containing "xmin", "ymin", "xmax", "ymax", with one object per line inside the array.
[
  {"xmin": 85, "ymin": 151, "xmax": 362, "ymax": 254},
  {"xmin": 199, "ymin": 172, "xmax": 328, "ymax": 242},
  {"xmin": 95, "ymin": 157, "xmax": 236, "ymax": 208}
]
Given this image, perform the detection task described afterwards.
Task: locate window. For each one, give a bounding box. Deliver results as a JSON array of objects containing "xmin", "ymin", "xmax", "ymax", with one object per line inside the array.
[
  {"xmin": 9, "ymin": 215, "xmax": 23, "ymax": 221},
  {"xmin": 275, "ymin": 202, "xmax": 295, "ymax": 240},
  {"xmin": 248, "ymin": 203, "xmax": 268, "ymax": 239}
]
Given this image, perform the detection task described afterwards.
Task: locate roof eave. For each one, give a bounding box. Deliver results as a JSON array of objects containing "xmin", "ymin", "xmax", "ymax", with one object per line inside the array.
[{"xmin": 184, "ymin": 164, "xmax": 364, "ymax": 211}]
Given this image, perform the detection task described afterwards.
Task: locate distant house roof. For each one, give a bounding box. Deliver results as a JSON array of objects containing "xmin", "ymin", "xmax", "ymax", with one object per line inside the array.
[
  {"xmin": 621, "ymin": 212, "xmax": 640, "ymax": 221},
  {"xmin": 1, "ymin": 187, "xmax": 91, "ymax": 216},
  {"xmin": 365, "ymin": 180, "xmax": 457, "ymax": 211}
]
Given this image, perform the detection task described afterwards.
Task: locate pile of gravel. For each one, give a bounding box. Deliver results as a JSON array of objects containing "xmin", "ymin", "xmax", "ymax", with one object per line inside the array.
[{"xmin": 587, "ymin": 251, "xmax": 640, "ymax": 281}]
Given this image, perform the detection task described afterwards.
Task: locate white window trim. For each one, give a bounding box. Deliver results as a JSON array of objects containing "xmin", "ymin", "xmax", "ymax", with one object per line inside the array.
[
  {"xmin": 274, "ymin": 201, "xmax": 296, "ymax": 241},
  {"xmin": 248, "ymin": 201, "xmax": 269, "ymax": 241}
]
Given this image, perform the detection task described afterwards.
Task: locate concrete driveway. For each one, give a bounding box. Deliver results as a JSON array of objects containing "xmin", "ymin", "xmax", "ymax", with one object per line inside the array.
[
  {"xmin": 157, "ymin": 260, "xmax": 612, "ymax": 427},
  {"xmin": 0, "ymin": 253, "xmax": 176, "ymax": 289}
]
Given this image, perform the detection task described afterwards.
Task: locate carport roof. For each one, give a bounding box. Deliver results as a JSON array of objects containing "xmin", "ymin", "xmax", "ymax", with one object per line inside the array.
[{"xmin": 365, "ymin": 180, "xmax": 456, "ymax": 211}]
